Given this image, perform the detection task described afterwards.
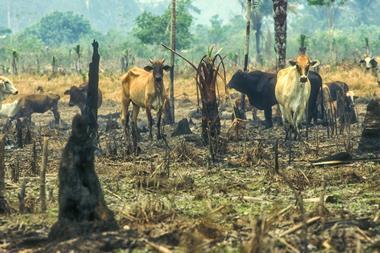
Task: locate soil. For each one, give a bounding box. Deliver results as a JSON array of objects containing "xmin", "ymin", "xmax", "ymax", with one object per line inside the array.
[{"xmin": 0, "ymin": 97, "xmax": 379, "ymax": 252}]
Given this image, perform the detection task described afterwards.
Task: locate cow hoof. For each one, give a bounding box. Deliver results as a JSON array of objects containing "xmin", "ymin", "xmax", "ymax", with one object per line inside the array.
[{"xmin": 264, "ymin": 122, "xmax": 273, "ymax": 129}]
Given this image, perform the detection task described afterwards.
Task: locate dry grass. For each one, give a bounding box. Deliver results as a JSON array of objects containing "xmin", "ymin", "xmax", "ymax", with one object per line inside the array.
[
  {"xmin": 5, "ymin": 65, "xmax": 378, "ymax": 108},
  {"xmin": 319, "ymin": 65, "xmax": 380, "ymax": 97}
]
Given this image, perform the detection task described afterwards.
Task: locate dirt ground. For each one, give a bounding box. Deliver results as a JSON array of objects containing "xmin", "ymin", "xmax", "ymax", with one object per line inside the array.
[{"xmin": 0, "ymin": 75, "xmax": 379, "ymax": 252}]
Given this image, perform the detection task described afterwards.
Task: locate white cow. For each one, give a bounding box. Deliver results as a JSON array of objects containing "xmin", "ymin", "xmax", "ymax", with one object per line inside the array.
[
  {"xmin": 0, "ymin": 100, "xmax": 18, "ymax": 118},
  {"xmin": 275, "ymin": 54, "xmax": 318, "ymax": 140},
  {"xmin": 0, "ymin": 76, "xmax": 18, "ymax": 106}
]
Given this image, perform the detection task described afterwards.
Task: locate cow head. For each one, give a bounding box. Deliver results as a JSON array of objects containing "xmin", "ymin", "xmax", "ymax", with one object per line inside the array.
[
  {"xmin": 144, "ymin": 59, "xmax": 171, "ymax": 85},
  {"xmin": 0, "ymin": 76, "xmax": 18, "ymax": 97},
  {"xmin": 289, "ymin": 55, "xmax": 318, "ymax": 83},
  {"xmin": 228, "ymin": 70, "xmax": 246, "ymax": 91},
  {"xmin": 359, "ymin": 55, "xmax": 377, "ymax": 70},
  {"xmin": 64, "ymin": 85, "xmax": 86, "ymax": 108}
]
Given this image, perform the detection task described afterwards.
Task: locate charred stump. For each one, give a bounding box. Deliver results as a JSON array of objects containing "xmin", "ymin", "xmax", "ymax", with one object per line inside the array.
[
  {"xmin": 0, "ymin": 134, "xmax": 10, "ymax": 214},
  {"xmin": 358, "ymin": 99, "xmax": 380, "ymax": 154},
  {"xmin": 172, "ymin": 118, "xmax": 192, "ymax": 137},
  {"xmin": 49, "ymin": 41, "xmax": 118, "ymax": 240}
]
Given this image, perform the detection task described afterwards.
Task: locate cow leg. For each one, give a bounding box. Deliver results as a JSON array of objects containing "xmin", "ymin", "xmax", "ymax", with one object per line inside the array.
[
  {"xmin": 131, "ymin": 104, "xmax": 140, "ymax": 154},
  {"xmin": 263, "ymin": 107, "xmax": 273, "ymax": 129},
  {"xmin": 52, "ymin": 105, "xmax": 60, "ymax": 125},
  {"xmin": 156, "ymin": 107, "xmax": 163, "ymax": 140},
  {"xmin": 121, "ymin": 97, "xmax": 131, "ymax": 138},
  {"xmin": 146, "ymin": 106, "xmax": 153, "ymax": 141}
]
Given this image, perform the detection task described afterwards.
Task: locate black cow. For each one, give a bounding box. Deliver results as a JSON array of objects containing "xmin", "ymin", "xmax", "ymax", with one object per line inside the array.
[
  {"xmin": 228, "ymin": 70, "xmax": 277, "ymax": 128},
  {"xmin": 307, "ymin": 71, "xmax": 323, "ymax": 124},
  {"xmin": 228, "ymin": 70, "xmax": 322, "ymax": 128}
]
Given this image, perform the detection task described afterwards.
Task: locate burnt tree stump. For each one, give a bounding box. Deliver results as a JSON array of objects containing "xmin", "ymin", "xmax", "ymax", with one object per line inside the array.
[
  {"xmin": 172, "ymin": 118, "xmax": 192, "ymax": 137},
  {"xmin": 358, "ymin": 99, "xmax": 380, "ymax": 154},
  {"xmin": 0, "ymin": 134, "xmax": 10, "ymax": 214},
  {"xmin": 49, "ymin": 41, "xmax": 118, "ymax": 240}
]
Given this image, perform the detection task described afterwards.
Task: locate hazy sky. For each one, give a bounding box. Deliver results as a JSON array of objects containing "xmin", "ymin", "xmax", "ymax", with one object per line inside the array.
[
  {"xmin": 138, "ymin": 0, "xmax": 242, "ymax": 24},
  {"xmin": 192, "ymin": 0, "xmax": 242, "ymax": 24}
]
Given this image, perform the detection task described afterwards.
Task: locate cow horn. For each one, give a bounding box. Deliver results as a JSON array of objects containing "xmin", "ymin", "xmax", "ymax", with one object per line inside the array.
[
  {"xmin": 149, "ymin": 59, "xmax": 154, "ymax": 64},
  {"xmin": 161, "ymin": 58, "xmax": 165, "ymax": 64}
]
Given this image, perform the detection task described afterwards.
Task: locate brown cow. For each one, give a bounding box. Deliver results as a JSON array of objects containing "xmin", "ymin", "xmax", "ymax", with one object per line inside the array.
[
  {"xmin": 121, "ymin": 59, "xmax": 170, "ymax": 150},
  {"xmin": 3, "ymin": 94, "xmax": 61, "ymax": 130},
  {"xmin": 64, "ymin": 83, "xmax": 102, "ymax": 114}
]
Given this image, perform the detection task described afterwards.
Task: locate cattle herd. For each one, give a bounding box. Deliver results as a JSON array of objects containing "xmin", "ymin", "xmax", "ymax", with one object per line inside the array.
[{"xmin": 0, "ymin": 49, "xmax": 376, "ymax": 148}]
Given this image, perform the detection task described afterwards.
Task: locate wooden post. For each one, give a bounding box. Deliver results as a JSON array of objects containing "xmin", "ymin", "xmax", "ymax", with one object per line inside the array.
[
  {"xmin": 169, "ymin": 0, "xmax": 176, "ymax": 124},
  {"xmin": 11, "ymin": 50, "xmax": 18, "ymax": 75},
  {"xmin": 75, "ymin": 45, "xmax": 81, "ymax": 74},
  {"xmin": 52, "ymin": 56, "xmax": 57, "ymax": 76},
  {"xmin": 39, "ymin": 137, "xmax": 48, "ymax": 212},
  {"xmin": 18, "ymin": 179, "xmax": 26, "ymax": 213},
  {"xmin": 31, "ymin": 141, "xmax": 37, "ymax": 175},
  {"xmin": 0, "ymin": 134, "xmax": 10, "ymax": 214},
  {"xmin": 240, "ymin": 0, "xmax": 252, "ymax": 118}
]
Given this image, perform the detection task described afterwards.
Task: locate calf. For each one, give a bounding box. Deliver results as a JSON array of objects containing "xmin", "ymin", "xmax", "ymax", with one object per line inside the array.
[
  {"xmin": 317, "ymin": 84, "xmax": 336, "ymax": 133},
  {"xmin": 0, "ymin": 76, "xmax": 18, "ymax": 105},
  {"xmin": 275, "ymin": 54, "xmax": 318, "ymax": 139},
  {"xmin": 121, "ymin": 59, "xmax": 170, "ymax": 150},
  {"xmin": 5, "ymin": 94, "xmax": 61, "ymax": 127},
  {"xmin": 64, "ymin": 83, "xmax": 103, "ymax": 114},
  {"xmin": 326, "ymin": 81, "xmax": 357, "ymax": 129}
]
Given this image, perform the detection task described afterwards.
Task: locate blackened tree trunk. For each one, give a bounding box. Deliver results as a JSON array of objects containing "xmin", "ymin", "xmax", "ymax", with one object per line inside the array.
[
  {"xmin": 85, "ymin": 40, "xmax": 100, "ymax": 140},
  {"xmin": 272, "ymin": 0, "xmax": 288, "ymax": 70},
  {"xmin": 49, "ymin": 41, "xmax": 118, "ymax": 241},
  {"xmin": 0, "ymin": 134, "xmax": 10, "ymax": 214}
]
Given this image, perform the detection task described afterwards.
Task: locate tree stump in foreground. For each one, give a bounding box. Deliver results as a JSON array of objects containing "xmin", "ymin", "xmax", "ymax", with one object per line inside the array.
[
  {"xmin": 48, "ymin": 115, "xmax": 118, "ymax": 240},
  {"xmin": 0, "ymin": 134, "xmax": 10, "ymax": 214},
  {"xmin": 49, "ymin": 40, "xmax": 118, "ymax": 240}
]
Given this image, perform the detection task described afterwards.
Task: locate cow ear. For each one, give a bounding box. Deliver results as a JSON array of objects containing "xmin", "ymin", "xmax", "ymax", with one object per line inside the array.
[
  {"xmin": 144, "ymin": 66, "xmax": 153, "ymax": 72},
  {"xmin": 288, "ymin": 60, "xmax": 297, "ymax": 66},
  {"xmin": 163, "ymin": 65, "xmax": 171, "ymax": 72},
  {"xmin": 64, "ymin": 89, "xmax": 70, "ymax": 95},
  {"xmin": 310, "ymin": 60, "xmax": 320, "ymax": 67},
  {"xmin": 370, "ymin": 58, "xmax": 378, "ymax": 67}
]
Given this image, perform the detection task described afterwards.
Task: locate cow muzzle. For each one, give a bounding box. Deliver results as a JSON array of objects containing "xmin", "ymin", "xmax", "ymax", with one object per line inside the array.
[
  {"xmin": 300, "ymin": 76, "xmax": 308, "ymax": 83},
  {"xmin": 155, "ymin": 77, "xmax": 162, "ymax": 82},
  {"xmin": 13, "ymin": 90, "xmax": 18, "ymax": 95}
]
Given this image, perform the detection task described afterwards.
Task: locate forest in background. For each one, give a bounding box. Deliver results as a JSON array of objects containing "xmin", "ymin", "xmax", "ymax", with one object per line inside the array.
[{"xmin": 0, "ymin": 0, "xmax": 380, "ymax": 74}]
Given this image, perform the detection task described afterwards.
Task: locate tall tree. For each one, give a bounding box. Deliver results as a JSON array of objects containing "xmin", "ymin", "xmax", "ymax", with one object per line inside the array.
[
  {"xmin": 169, "ymin": 0, "xmax": 176, "ymax": 124},
  {"xmin": 272, "ymin": 0, "xmax": 288, "ymax": 69}
]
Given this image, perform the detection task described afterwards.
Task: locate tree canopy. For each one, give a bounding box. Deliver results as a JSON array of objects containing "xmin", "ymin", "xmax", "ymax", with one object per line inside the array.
[
  {"xmin": 25, "ymin": 11, "xmax": 92, "ymax": 46},
  {"xmin": 133, "ymin": 0, "xmax": 193, "ymax": 50}
]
